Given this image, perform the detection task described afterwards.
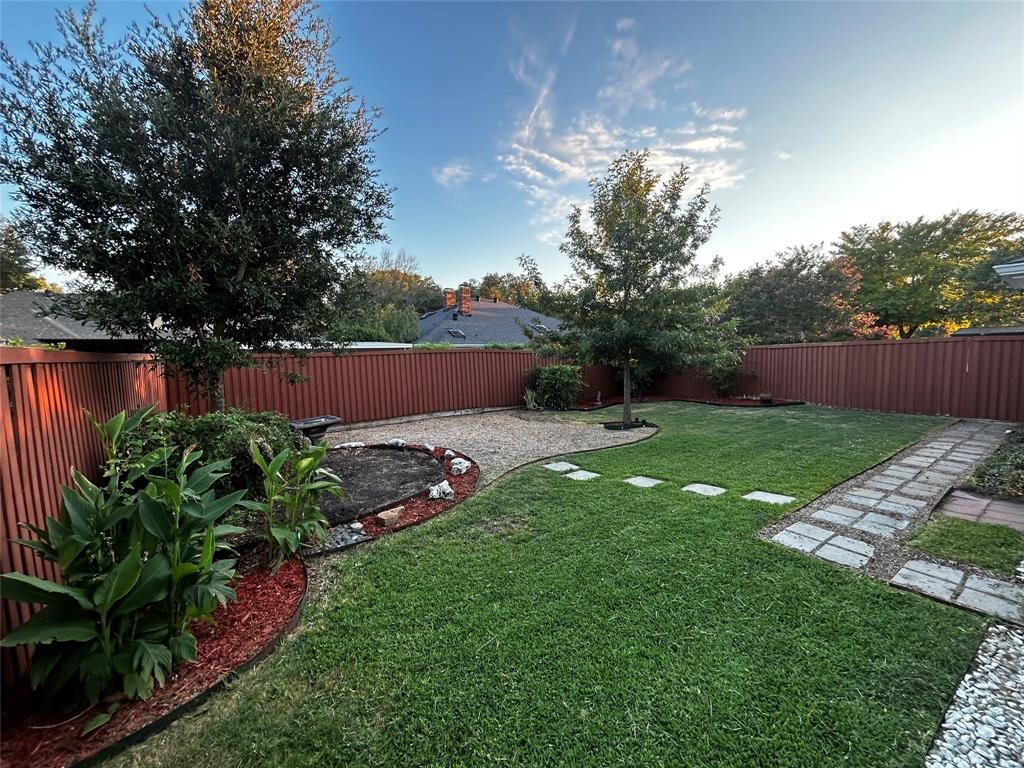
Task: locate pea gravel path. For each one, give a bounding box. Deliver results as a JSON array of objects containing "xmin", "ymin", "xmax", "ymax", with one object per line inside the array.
[{"xmin": 328, "ymin": 409, "xmax": 652, "ymax": 484}]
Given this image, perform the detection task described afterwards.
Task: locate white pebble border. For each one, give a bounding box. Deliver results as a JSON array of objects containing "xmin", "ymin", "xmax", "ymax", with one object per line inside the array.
[{"xmin": 925, "ymin": 624, "xmax": 1024, "ymax": 768}]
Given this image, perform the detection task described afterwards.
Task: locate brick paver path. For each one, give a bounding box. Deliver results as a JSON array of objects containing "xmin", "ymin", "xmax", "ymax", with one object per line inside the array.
[{"xmin": 938, "ymin": 489, "xmax": 1024, "ymax": 533}]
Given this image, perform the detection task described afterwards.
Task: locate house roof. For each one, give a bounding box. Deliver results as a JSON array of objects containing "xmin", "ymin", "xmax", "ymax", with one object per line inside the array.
[
  {"xmin": 950, "ymin": 325, "xmax": 1024, "ymax": 337},
  {"xmin": 0, "ymin": 291, "xmax": 141, "ymax": 344},
  {"xmin": 416, "ymin": 298, "xmax": 562, "ymax": 345}
]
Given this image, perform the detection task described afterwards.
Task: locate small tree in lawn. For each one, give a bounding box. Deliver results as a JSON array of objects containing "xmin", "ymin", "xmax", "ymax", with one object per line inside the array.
[
  {"xmin": 0, "ymin": 0, "xmax": 391, "ymax": 408},
  {"xmin": 552, "ymin": 150, "xmax": 744, "ymax": 425}
]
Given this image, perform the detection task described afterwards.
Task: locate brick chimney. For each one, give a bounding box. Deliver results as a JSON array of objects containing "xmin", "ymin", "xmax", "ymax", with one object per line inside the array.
[
  {"xmin": 443, "ymin": 288, "xmax": 456, "ymax": 309},
  {"xmin": 459, "ymin": 284, "xmax": 472, "ymax": 316}
]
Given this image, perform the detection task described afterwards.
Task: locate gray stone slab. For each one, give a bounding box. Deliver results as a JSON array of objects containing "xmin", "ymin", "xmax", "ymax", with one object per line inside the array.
[
  {"xmin": 955, "ymin": 589, "xmax": 1023, "ymax": 622},
  {"xmin": 543, "ymin": 461, "xmax": 579, "ymax": 472},
  {"xmin": 903, "ymin": 559, "xmax": 964, "ymax": 584},
  {"xmin": 902, "ymin": 457, "xmax": 935, "ymax": 467},
  {"xmin": 743, "ymin": 491, "xmax": 796, "ymax": 504},
  {"xmin": 565, "ymin": 470, "xmax": 600, "ymax": 481},
  {"xmin": 882, "ymin": 467, "xmax": 918, "ymax": 479},
  {"xmin": 846, "ymin": 487, "xmax": 885, "ymax": 499},
  {"xmin": 624, "ymin": 476, "xmax": 663, "ymax": 488},
  {"xmin": 681, "ymin": 483, "xmax": 726, "ymax": 496},
  {"xmin": 829, "ymin": 535, "xmax": 874, "ymax": 557},
  {"xmin": 891, "ymin": 567, "xmax": 959, "ymax": 600},
  {"xmin": 875, "ymin": 500, "xmax": 918, "ymax": 516},
  {"xmin": 842, "ymin": 494, "xmax": 879, "ymax": 508},
  {"xmin": 964, "ymin": 575, "xmax": 1024, "ymax": 604},
  {"xmin": 865, "ymin": 478, "xmax": 902, "ymax": 491},
  {"xmin": 812, "ymin": 509, "xmax": 859, "ymax": 526},
  {"xmin": 852, "ymin": 518, "xmax": 896, "ymax": 537},
  {"xmin": 862, "ymin": 512, "xmax": 910, "ymax": 530},
  {"xmin": 817, "ymin": 544, "xmax": 869, "ymax": 569},
  {"xmin": 772, "ymin": 529, "xmax": 820, "ymax": 553},
  {"xmin": 919, "ymin": 471, "xmax": 957, "ymax": 486},
  {"xmin": 788, "ymin": 522, "xmax": 833, "ymax": 542},
  {"xmin": 884, "ymin": 494, "xmax": 927, "ymax": 509},
  {"xmin": 899, "ymin": 482, "xmax": 942, "ymax": 499}
]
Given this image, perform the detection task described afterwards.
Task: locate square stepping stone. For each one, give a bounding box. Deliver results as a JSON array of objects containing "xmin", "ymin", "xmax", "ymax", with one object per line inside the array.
[
  {"xmin": 829, "ymin": 535, "xmax": 874, "ymax": 557},
  {"xmin": 788, "ymin": 522, "xmax": 833, "ymax": 542},
  {"xmin": 772, "ymin": 529, "xmax": 821, "ymax": 553},
  {"xmin": 625, "ymin": 476, "xmax": 663, "ymax": 488},
  {"xmin": 875, "ymin": 500, "xmax": 917, "ymax": 516},
  {"xmin": 817, "ymin": 543, "xmax": 869, "ymax": 569},
  {"xmin": 544, "ymin": 461, "xmax": 579, "ymax": 472},
  {"xmin": 743, "ymin": 491, "xmax": 796, "ymax": 505},
  {"xmin": 813, "ymin": 508, "xmax": 859, "ymax": 525},
  {"xmin": 842, "ymin": 493, "xmax": 879, "ymax": 508},
  {"xmin": 964, "ymin": 575, "xmax": 1024, "ymax": 604},
  {"xmin": 865, "ymin": 478, "xmax": 902, "ymax": 491},
  {"xmin": 564, "ymin": 470, "xmax": 600, "ymax": 481},
  {"xmin": 852, "ymin": 518, "xmax": 896, "ymax": 537},
  {"xmin": 682, "ymin": 483, "xmax": 726, "ymax": 496},
  {"xmin": 885, "ymin": 494, "xmax": 927, "ymax": 509}
]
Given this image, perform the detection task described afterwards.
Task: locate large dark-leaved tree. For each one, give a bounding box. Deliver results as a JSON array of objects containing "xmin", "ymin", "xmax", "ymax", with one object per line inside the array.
[
  {"xmin": 547, "ymin": 150, "xmax": 745, "ymax": 424},
  {"xmin": 0, "ymin": 0, "xmax": 391, "ymax": 407}
]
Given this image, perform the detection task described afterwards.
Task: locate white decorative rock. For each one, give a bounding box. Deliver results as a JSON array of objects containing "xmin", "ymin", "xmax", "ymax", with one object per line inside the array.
[
  {"xmin": 349, "ymin": 521, "xmax": 363, "ymax": 531},
  {"xmin": 682, "ymin": 483, "xmax": 727, "ymax": 496},
  {"xmin": 424, "ymin": 444, "xmax": 435, "ymax": 452},
  {"xmin": 544, "ymin": 462, "xmax": 580, "ymax": 472},
  {"xmin": 742, "ymin": 491, "xmax": 796, "ymax": 504},
  {"xmin": 428, "ymin": 480, "xmax": 455, "ymax": 500},
  {"xmin": 388, "ymin": 438, "xmax": 407, "ymax": 447},
  {"xmin": 449, "ymin": 458, "xmax": 472, "ymax": 475},
  {"xmin": 339, "ymin": 441, "xmax": 365, "ymax": 448},
  {"xmin": 444, "ymin": 449, "xmax": 455, "ymax": 459}
]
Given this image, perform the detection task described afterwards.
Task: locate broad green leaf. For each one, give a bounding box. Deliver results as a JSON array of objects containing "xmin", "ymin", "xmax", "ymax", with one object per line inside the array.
[
  {"xmin": 138, "ymin": 494, "xmax": 173, "ymax": 541},
  {"xmin": 169, "ymin": 632, "xmax": 197, "ymax": 662},
  {"xmin": 93, "ymin": 544, "xmax": 142, "ymax": 613},
  {"xmin": 115, "ymin": 553, "xmax": 171, "ymax": 616},
  {"xmin": 122, "ymin": 403, "xmax": 156, "ymax": 434},
  {"xmin": 0, "ymin": 604, "xmax": 96, "ymax": 646},
  {"xmin": 267, "ymin": 448, "xmax": 291, "ymax": 477},
  {"xmin": 60, "ymin": 486, "xmax": 95, "ymax": 539},
  {"xmin": 104, "ymin": 410, "xmax": 127, "ymax": 447},
  {"xmin": 0, "ymin": 572, "xmax": 94, "ymax": 608}
]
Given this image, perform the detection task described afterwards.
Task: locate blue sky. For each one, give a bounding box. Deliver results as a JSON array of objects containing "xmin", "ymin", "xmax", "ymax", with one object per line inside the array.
[{"xmin": 2, "ymin": 1, "xmax": 1022, "ymax": 289}]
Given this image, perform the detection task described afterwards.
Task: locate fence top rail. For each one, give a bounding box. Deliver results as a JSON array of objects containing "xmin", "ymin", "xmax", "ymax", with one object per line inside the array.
[
  {"xmin": 745, "ymin": 336, "xmax": 1021, "ymax": 352},
  {"xmin": 0, "ymin": 348, "xmax": 158, "ymax": 364}
]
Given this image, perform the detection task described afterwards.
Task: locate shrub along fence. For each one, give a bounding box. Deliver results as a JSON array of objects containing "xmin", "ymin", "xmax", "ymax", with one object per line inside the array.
[{"xmin": 1, "ymin": 336, "xmax": 1021, "ymax": 676}]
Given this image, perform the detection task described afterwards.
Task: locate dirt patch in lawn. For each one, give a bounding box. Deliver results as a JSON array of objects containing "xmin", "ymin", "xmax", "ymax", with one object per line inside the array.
[{"xmin": 320, "ymin": 446, "xmax": 444, "ymax": 525}]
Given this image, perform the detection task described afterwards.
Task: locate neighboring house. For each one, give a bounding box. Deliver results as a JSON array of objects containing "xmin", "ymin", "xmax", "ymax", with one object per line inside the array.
[
  {"xmin": 993, "ymin": 256, "xmax": 1024, "ymax": 291},
  {"xmin": 0, "ymin": 290, "xmax": 147, "ymax": 352},
  {"xmin": 416, "ymin": 296, "xmax": 562, "ymax": 345},
  {"xmin": 950, "ymin": 326, "xmax": 1024, "ymax": 337}
]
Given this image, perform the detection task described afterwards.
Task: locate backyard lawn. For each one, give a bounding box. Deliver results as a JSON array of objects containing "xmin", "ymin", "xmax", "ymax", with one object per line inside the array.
[{"xmin": 112, "ymin": 403, "xmax": 985, "ymax": 768}]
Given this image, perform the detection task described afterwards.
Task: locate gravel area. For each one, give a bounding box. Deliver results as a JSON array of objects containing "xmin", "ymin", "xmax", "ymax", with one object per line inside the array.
[
  {"xmin": 328, "ymin": 409, "xmax": 652, "ymax": 484},
  {"xmin": 925, "ymin": 624, "xmax": 1024, "ymax": 768}
]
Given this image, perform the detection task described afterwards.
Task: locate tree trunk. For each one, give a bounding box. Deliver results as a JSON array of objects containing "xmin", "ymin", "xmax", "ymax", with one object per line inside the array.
[
  {"xmin": 209, "ymin": 370, "xmax": 226, "ymax": 412},
  {"xmin": 622, "ymin": 363, "xmax": 632, "ymax": 425}
]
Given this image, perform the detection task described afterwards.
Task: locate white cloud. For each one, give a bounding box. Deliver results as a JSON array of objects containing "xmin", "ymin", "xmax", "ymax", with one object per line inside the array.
[
  {"xmin": 615, "ymin": 18, "xmax": 635, "ymax": 31},
  {"xmin": 432, "ymin": 161, "xmax": 473, "ymax": 190},
  {"xmin": 774, "ymin": 149, "xmax": 793, "ymax": 160},
  {"xmin": 500, "ymin": 22, "xmax": 751, "ymax": 246}
]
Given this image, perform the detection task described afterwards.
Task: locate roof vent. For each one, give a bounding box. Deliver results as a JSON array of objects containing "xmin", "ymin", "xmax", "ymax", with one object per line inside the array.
[
  {"xmin": 447, "ymin": 329, "xmax": 467, "ymax": 339},
  {"xmin": 531, "ymin": 322, "xmax": 551, "ymax": 333}
]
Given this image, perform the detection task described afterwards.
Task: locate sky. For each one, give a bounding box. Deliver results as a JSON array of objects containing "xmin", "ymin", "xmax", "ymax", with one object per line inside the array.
[{"xmin": 1, "ymin": 1, "xmax": 1022, "ymax": 289}]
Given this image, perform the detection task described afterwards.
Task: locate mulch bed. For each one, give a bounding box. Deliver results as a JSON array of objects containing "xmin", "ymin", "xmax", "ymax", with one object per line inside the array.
[
  {"xmin": 670, "ymin": 396, "xmax": 804, "ymax": 408},
  {"xmin": 357, "ymin": 446, "xmax": 479, "ymax": 538},
  {"xmin": 0, "ymin": 560, "xmax": 307, "ymax": 768}
]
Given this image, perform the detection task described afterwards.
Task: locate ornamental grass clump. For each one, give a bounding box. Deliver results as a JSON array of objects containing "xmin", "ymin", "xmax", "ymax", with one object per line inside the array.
[{"xmin": 0, "ymin": 406, "xmax": 246, "ymax": 731}]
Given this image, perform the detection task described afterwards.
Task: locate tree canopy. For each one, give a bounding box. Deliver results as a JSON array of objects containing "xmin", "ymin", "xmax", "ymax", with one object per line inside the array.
[
  {"xmin": 835, "ymin": 211, "xmax": 1024, "ymax": 337},
  {"xmin": 546, "ymin": 150, "xmax": 745, "ymax": 423},
  {"xmin": 0, "ymin": 0, "xmax": 391, "ymax": 405},
  {"xmin": 0, "ymin": 218, "xmax": 60, "ymax": 294}
]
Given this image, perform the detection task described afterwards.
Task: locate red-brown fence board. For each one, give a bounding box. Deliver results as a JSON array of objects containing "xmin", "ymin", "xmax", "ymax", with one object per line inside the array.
[{"xmin": 0, "ymin": 349, "xmax": 167, "ymax": 680}]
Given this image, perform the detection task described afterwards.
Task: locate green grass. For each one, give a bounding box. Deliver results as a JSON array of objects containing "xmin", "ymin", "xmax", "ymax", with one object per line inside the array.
[
  {"xmin": 111, "ymin": 404, "xmax": 985, "ymax": 768},
  {"xmin": 911, "ymin": 516, "xmax": 1024, "ymax": 576}
]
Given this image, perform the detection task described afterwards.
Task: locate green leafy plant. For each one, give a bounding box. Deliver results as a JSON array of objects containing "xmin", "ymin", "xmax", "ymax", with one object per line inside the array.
[
  {"xmin": 243, "ymin": 441, "xmax": 344, "ymax": 568},
  {"xmin": 0, "ymin": 406, "xmax": 245, "ymax": 717},
  {"xmin": 968, "ymin": 429, "xmax": 1024, "ymax": 500},
  {"xmin": 118, "ymin": 409, "xmax": 299, "ymax": 503},
  {"xmin": 532, "ymin": 365, "xmax": 584, "ymax": 410},
  {"xmin": 523, "ymin": 388, "xmax": 540, "ymax": 411}
]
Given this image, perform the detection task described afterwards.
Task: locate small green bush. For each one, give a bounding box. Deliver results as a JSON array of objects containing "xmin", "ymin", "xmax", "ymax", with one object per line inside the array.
[
  {"xmin": 532, "ymin": 365, "xmax": 584, "ymax": 410},
  {"xmin": 969, "ymin": 429, "xmax": 1023, "ymax": 500},
  {"xmin": 119, "ymin": 409, "xmax": 299, "ymax": 501}
]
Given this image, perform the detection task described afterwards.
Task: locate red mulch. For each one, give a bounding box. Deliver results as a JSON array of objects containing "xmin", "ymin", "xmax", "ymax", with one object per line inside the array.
[
  {"xmin": 359, "ymin": 446, "xmax": 479, "ymax": 538},
  {"xmin": 673, "ymin": 396, "xmax": 804, "ymax": 407},
  {"xmin": 0, "ymin": 560, "xmax": 306, "ymax": 768}
]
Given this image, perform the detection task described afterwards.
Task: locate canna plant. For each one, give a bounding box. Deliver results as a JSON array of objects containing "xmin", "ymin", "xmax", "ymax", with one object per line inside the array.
[
  {"xmin": 0, "ymin": 406, "xmax": 246, "ymax": 726},
  {"xmin": 243, "ymin": 440, "xmax": 343, "ymax": 568}
]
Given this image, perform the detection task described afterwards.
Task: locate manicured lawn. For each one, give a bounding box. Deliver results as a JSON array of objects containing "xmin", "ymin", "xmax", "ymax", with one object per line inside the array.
[
  {"xmin": 112, "ymin": 404, "xmax": 985, "ymax": 768},
  {"xmin": 911, "ymin": 516, "xmax": 1024, "ymax": 577}
]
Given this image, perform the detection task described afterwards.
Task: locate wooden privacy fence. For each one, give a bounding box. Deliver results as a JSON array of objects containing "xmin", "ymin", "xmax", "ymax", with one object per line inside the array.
[
  {"xmin": 650, "ymin": 336, "xmax": 1023, "ymax": 420},
  {"xmin": 165, "ymin": 349, "xmax": 617, "ymax": 419},
  {"xmin": 0, "ymin": 349, "xmax": 167, "ymax": 679}
]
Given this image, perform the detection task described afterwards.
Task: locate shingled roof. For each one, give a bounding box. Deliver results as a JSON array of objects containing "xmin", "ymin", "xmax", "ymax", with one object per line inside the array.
[
  {"xmin": 416, "ymin": 297, "xmax": 562, "ymax": 345},
  {"xmin": 0, "ymin": 291, "xmax": 146, "ymax": 351}
]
